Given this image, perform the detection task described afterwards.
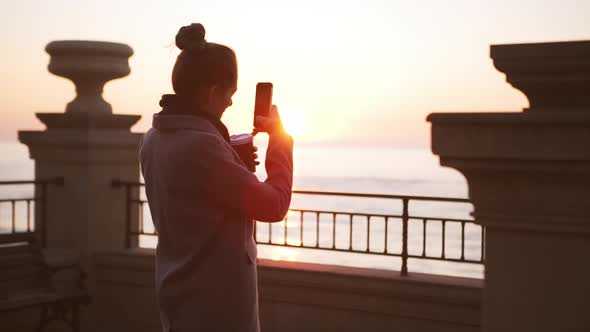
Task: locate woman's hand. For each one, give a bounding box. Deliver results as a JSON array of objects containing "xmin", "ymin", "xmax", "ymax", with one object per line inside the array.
[
  {"xmin": 232, "ymin": 143, "xmax": 260, "ymax": 173},
  {"xmin": 247, "ymin": 145, "xmax": 260, "ymax": 172},
  {"xmin": 253, "ymin": 105, "xmax": 285, "ymax": 135}
]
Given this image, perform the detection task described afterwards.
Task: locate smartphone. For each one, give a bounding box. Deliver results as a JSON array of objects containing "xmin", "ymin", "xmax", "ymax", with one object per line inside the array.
[{"xmin": 253, "ymin": 82, "xmax": 273, "ymax": 126}]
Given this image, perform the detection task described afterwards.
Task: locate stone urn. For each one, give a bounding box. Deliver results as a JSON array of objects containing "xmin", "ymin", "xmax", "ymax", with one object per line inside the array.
[{"xmin": 39, "ymin": 40, "xmax": 140, "ymax": 129}]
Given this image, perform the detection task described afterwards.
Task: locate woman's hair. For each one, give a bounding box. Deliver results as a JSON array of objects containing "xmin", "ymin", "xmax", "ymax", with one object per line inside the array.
[{"xmin": 172, "ymin": 23, "xmax": 237, "ymax": 97}]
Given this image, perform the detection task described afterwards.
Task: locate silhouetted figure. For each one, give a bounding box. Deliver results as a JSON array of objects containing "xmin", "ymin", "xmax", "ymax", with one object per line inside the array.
[{"xmin": 139, "ymin": 23, "xmax": 294, "ymax": 332}]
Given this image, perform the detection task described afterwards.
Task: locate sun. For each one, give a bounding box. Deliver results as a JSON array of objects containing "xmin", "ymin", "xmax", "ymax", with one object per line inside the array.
[{"xmin": 280, "ymin": 111, "xmax": 305, "ymax": 138}]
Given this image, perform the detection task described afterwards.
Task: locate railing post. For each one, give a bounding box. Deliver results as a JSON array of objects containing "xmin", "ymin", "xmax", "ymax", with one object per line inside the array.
[
  {"xmin": 40, "ymin": 182, "xmax": 48, "ymax": 248},
  {"xmin": 112, "ymin": 179, "xmax": 134, "ymax": 249},
  {"xmin": 125, "ymin": 184, "xmax": 132, "ymax": 249},
  {"xmin": 401, "ymin": 198, "xmax": 409, "ymax": 276}
]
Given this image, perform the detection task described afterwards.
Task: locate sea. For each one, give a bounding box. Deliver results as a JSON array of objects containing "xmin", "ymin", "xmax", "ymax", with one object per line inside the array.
[{"xmin": 0, "ymin": 140, "xmax": 483, "ymax": 279}]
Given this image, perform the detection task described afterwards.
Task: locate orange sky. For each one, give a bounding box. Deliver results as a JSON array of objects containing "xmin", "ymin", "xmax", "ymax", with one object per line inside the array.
[{"xmin": 1, "ymin": 0, "xmax": 589, "ymax": 147}]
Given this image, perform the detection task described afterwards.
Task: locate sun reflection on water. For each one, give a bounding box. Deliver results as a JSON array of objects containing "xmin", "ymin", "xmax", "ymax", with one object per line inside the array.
[{"xmin": 270, "ymin": 246, "xmax": 299, "ymax": 262}]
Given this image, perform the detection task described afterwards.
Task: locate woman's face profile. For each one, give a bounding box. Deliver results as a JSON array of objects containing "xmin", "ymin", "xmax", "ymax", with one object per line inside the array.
[{"xmin": 210, "ymin": 83, "xmax": 237, "ymax": 118}]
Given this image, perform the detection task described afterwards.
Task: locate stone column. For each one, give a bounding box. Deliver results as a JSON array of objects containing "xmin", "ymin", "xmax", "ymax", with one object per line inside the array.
[
  {"xmin": 18, "ymin": 40, "xmax": 142, "ymax": 331},
  {"xmin": 428, "ymin": 41, "xmax": 590, "ymax": 331}
]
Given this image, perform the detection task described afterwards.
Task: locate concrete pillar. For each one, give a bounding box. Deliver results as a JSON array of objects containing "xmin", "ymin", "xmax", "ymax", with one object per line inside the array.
[
  {"xmin": 18, "ymin": 40, "xmax": 142, "ymax": 331},
  {"xmin": 428, "ymin": 41, "xmax": 590, "ymax": 331}
]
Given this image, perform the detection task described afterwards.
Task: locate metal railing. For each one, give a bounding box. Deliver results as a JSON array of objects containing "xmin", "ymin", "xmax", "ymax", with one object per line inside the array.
[
  {"xmin": 256, "ymin": 190, "xmax": 484, "ymax": 275},
  {"xmin": 0, "ymin": 177, "xmax": 64, "ymax": 247},
  {"xmin": 112, "ymin": 180, "xmax": 484, "ymax": 276}
]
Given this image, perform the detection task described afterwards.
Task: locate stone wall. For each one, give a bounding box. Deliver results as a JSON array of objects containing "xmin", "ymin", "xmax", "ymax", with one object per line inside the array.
[{"xmin": 92, "ymin": 248, "xmax": 482, "ymax": 332}]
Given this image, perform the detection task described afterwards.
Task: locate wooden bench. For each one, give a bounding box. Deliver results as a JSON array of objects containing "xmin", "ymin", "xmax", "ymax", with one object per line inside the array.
[{"xmin": 0, "ymin": 232, "xmax": 90, "ymax": 331}]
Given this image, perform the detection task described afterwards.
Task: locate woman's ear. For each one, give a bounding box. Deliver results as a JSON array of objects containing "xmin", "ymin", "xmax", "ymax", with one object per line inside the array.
[{"xmin": 207, "ymin": 85, "xmax": 218, "ymax": 106}]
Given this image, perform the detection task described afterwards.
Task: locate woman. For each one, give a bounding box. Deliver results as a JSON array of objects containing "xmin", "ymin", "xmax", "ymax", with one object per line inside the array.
[{"xmin": 139, "ymin": 23, "xmax": 294, "ymax": 332}]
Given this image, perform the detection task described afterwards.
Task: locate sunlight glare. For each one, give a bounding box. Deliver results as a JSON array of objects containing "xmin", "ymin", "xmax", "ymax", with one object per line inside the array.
[{"xmin": 280, "ymin": 110, "xmax": 306, "ymax": 138}]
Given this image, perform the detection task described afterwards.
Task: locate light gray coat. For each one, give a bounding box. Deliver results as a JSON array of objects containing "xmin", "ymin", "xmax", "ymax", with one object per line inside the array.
[{"xmin": 139, "ymin": 114, "xmax": 293, "ymax": 332}]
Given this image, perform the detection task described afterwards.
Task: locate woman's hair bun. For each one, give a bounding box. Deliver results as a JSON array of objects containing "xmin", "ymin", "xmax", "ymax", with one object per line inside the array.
[{"xmin": 175, "ymin": 23, "xmax": 206, "ymax": 52}]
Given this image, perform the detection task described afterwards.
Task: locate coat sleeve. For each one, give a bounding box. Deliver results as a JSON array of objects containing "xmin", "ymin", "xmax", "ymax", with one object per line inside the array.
[{"xmin": 190, "ymin": 131, "xmax": 294, "ymax": 223}]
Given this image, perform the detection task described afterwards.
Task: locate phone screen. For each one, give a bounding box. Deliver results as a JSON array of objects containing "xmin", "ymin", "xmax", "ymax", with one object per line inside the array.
[{"xmin": 253, "ymin": 82, "xmax": 273, "ymax": 126}]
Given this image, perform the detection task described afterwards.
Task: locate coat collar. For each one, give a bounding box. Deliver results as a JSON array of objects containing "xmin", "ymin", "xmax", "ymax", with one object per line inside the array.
[
  {"xmin": 154, "ymin": 94, "xmax": 231, "ymax": 143},
  {"xmin": 152, "ymin": 114, "xmax": 231, "ymax": 142},
  {"xmin": 153, "ymin": 113, "xmax": 215, "ymax": 131},
  {"xmin": 152, "ymin": 113, "xmax": 247, "ymax": 168}
]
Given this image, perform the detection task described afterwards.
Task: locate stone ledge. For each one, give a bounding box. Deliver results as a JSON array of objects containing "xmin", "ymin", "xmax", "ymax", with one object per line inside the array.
[
  {"xmin": 257, "ymin": 258, "xmax": 481, "ymax": 326},
  {"xmin": 37, "ymin": 113, "xmax": 141, "ymax": 130},
  {"xmin": 257, "ymin": 258, "xmax": 482, "ymax": 289},
  {"xmin": 428, "ymin": 112, "xmax": 590, "ymax": 161},
  {"xmin": 427, "ymin": 111, "xmax": 590, "ymax": 124},
  {"xmin": 94, "ymin": 248, "xmax": 483, "ymax": 291},
  {"xmin": 93, "ymin": 249, "xmax": 482, "ymax": 328}
]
